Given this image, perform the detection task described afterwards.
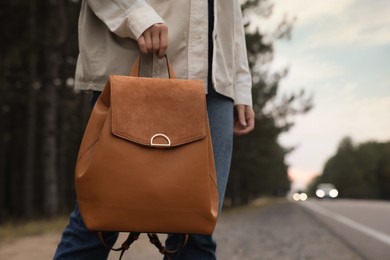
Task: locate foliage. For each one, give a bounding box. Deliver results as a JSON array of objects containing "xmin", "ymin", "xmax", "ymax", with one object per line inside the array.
[
  {"xmin": 0, "ymin": 0, "xmax": 89, "ymax": 220},
  {"xmin": 307, "ymin": 137, "xmax": 390, "ymax": 200},
  {"xmin": 225, "ymin": 0, "xmax": 312, "ymax": 206},
  {"xmin": 0, "ymin": 0, "xmax": 313, "ymax": 220}
]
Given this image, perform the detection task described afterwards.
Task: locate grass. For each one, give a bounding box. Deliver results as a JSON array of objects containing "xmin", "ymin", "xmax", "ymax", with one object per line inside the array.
[{"xmin": 0, "ymin": 217, "xmax": 68, "ymax": 244}]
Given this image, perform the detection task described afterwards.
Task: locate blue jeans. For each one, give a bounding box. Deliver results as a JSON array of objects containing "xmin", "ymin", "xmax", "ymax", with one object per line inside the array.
[{"xmin": 54, "ymin": 86, "xmax": 233, "ymax": 260}]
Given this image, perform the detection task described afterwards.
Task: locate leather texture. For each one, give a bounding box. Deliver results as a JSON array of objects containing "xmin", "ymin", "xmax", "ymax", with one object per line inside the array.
[{"xmin": 75, "ymin": 60, "xmax": 218, "ymax": 235}]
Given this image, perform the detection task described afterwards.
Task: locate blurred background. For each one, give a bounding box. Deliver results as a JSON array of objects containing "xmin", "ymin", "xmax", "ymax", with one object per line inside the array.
[
  {"xmin": 1, "ymin": 0, "xmax": 390, "ymax": 220},
  {"xmin": 270, "ymin": 0, "xmax": 390, "ymax": 200},
  {"xmin": 0, "ymin": 0, "xmax": 390, "ymax": 258},
  {"xmin": 0, "ymin": 0, "xmax": 302, "ymax": 220}
]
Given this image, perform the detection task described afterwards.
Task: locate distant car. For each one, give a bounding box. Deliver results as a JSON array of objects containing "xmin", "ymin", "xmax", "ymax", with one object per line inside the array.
[
  {"xmin": 316, "ymin": 183, "xmax": 338, "ymax": 199},
  {"xmin": 292, "ymin": 190, "xmax": 308, "ymax": 201}
]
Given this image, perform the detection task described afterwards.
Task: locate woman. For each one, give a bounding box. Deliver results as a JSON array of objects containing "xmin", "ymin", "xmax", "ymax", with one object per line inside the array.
[{"xmin": 54, "ymin": 0, "xmax": 254, "ymax": 259}]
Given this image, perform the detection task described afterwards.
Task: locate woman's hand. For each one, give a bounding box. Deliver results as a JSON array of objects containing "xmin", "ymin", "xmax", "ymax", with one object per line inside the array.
[
  {"xmin": 138, "ymin": 23, "xmax": 168, "ymax": 58},
  {"xmin": 234, "ymin": 105, "xmax": 255, "ymax": 135}
]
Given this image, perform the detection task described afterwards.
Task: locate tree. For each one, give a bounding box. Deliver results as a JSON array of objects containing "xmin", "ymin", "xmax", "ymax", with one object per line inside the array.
[
  {"xmin": 23, "ymin": 0, "xmax": 38, "ymax": 218},
  {"xmin": 0, "ymin": 0, "xmax": 314, "ymax": 219},
  {"xmin": 226, "ymin": 0, "xmax": 312, "ymax": 206},
  {"xmin": 308, "ymin": 137, "xmax": 390, "ymax": 200},
  {"xmin": 1, "ymin": 0, "xmax": 87, "ymax": 220}
]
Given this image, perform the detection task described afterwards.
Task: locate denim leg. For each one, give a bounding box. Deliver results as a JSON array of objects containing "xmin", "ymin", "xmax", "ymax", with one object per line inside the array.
[
  {"xmin": 53, "ymin": 202, "xmax": 119, "ymax": 260},
  {"xmin": 165, "ymin": 88, "xmax": 234, "ymax": 260},
  {"xmin": 207, "ymin": 90, "xmax": 234, "ymax": 212}
]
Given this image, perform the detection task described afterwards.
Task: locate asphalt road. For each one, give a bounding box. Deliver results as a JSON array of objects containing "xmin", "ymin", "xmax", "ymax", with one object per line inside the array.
[
  {"xmin": 109, "ymin": 199, "xmax": 362, "ymax": 259},
  {"xmin": 0, "ymin": 199, "xmax": 372, "ymax": 260},
  {"xmin": 300, "ymin": 199, "xmax": 390, "ymax": 260}
]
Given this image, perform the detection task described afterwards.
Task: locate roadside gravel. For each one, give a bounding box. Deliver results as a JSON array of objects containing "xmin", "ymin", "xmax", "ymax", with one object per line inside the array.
[
  {"xmin": 213, "ymin": 200, "xmax": 362, "ymax": 260},
  {"xmin": 0, "ymin": 200, "xmax": 362, "ymax": 260}
]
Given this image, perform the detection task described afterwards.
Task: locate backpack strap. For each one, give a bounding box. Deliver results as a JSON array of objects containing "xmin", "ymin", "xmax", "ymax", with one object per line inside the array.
[
  {"xmin": 98, "ymin": 231, "xmax": 140, "ymax": 260},
  {"xmin": 99, "ymin": 231, "xmax": 189, "ymax": 260},
  {"xmin": 147, "ymin": 233, "xmax": 189, "ymax": 259}
]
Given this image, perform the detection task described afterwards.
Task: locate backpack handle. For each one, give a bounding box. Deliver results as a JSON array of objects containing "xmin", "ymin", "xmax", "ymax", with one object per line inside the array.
[{"xmin": 130, "ymin": 54, "xmax": 176, "ymax": 79}]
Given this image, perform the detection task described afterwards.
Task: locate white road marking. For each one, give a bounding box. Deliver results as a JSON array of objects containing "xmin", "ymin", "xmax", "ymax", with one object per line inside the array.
[{"xmin": 300, "ymin": 202, "xmax": 390, "ymax": 246}]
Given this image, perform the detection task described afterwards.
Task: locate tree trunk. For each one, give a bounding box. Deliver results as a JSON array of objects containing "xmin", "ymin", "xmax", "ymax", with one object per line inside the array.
[
  {"xmin": 10, "ymin": 126, "xmax": 24, "ymax": 218},
  {"xmin": 42, "ymin": 0, "xmax": 67, "ymax": 217},
  {"xmin": 24, "ymin": 0, "xmax": 38, "ymax": 218},
  {"xmin": 42, "ymin": 0, "xmax": 70, "ymax": 217},
  {"xmin": 42, "ymin": 78, "xmax": 58, "ymax": 217},
  {"xmin": 0, "ymin": 129, "xmax": 6, "ymax": 221},
  {"xmin": 57, "ymin": 84, "xmax": 68, "ymax": 213}
]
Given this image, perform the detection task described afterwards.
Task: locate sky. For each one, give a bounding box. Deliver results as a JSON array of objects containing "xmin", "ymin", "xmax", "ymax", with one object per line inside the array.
[{"xmin": 258, "ymin": 0, "xmax": 390, "ymax": 190}]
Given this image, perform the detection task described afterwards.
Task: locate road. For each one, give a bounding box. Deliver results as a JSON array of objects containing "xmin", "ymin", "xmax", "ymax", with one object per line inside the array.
[
  {"xmin": 109, "ymin": 199, "xmax": 361, "ymax": 259},
  {"xmin": 1, "ymin": 199, "xmax": 381, "ymax": 260},
  {"xmin": 300, "ymin": 199, "xmax": 390, "ymax": 260}
]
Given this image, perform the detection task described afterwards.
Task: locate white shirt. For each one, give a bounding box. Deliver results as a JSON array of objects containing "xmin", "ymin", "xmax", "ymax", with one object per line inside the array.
[{"xmin": 76, "ymin": 0, "xmax": 252, "ymax": 106}]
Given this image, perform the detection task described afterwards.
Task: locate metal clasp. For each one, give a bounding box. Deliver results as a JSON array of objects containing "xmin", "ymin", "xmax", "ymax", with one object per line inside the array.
[{"xmin": 150, "ymin": 133, "xmax": 171, "ymax": 147}]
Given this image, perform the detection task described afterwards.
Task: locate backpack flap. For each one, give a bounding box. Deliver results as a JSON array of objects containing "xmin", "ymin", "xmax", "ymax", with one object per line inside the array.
[{"xmin": 109, "ymin": 75, "xmax": 207, "ymax": 147}]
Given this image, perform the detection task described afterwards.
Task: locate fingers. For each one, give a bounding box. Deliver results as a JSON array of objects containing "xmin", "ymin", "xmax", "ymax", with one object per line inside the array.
[
  {"xmin": 234, "ymin": 105, "xmax": 255, "ymax": 136},
  {"xmin": 157, "ymin": 26, "xmax": 168, "ymax": 58},
  {"xmin": 236, "ymin": 105, "xmax": 247, "ymax": 127},
  {"xmin": 138, "ymin": 35, "xmax": 147, "ymax": 55},
  {"xmin": 137, "ymin": 23, "xmax": 168, "ymax": 58},
  {"xmin": 143, "ymin": 29, "xmax": 153, "ymax": 53}
]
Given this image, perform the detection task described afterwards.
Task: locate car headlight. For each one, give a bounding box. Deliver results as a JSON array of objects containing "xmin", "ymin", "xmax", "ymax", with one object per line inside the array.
[
  {"xmin": 329, "ymin": 189, "xmax": 338, "ymax": 198},
  {"xmin": 293, "ymin": 193, "xmax": 300, "ymax": 201},
  {"xmin": 299, "ymin": 193, "xmax": 308, "ymax": 201},
  {"xmin": 316, "ymin": 189, "xmax": 325, "ymax": 198}
]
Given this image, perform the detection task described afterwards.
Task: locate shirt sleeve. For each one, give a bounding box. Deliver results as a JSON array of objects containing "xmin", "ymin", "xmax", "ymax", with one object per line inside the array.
[
  {"xmin": 233, "ymin": 1, "xmax": 253, "ymax": 107},
  {"xmin": 86, "ymin": 0, "xmax": 165, "ymax": 40}
]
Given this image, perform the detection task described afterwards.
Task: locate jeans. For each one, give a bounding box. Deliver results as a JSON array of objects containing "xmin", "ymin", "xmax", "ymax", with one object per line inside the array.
[{"xmin": 54, "ymin": 86, "xmax": 234, "ymax": 260}]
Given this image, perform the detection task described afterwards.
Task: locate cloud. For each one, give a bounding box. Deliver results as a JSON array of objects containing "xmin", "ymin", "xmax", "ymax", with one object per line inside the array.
[
  {"xmin": 270, "ymin": 53, "xmax": 347, "ymax": 103},
  {"xmin": 261, "ymin": 1, "xmax": 390, "ymax": 190},
  {"xmin": 300, "ymin": 0, "xmax": 390, "ymax": 48},
  {"xmin": 280, "ymin": 93, "xmax": 390, "ymax": 177},
  {"xmin": 268, "ymin": 0, "xmax": 390, "ymax": 48},
  {"xmin": 340, "ymin": 95, "xmax": 390, "ymax": 141},
  {"xmin": 258, "ymin": 0, "xmax": 353, "ymax": 32},
  {"xmin": 273, "ymin": 0, "xmax": 354, "ymax": 23}
]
